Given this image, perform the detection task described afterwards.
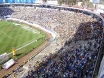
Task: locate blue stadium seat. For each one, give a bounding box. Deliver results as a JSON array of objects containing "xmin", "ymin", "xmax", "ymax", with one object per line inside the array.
[
  {"xmin": 15, "ymin": 0, "xmax": 20, "ymax": 3},
  {"xmin": 0, "ymin": 0, "xmax": 36, "ymax": 3},
  {"xmin": 21, "ymin": 0, "xmax": 27, "ymax": 3},
  {"xmin": 8, "ymin": 0, "xmax": 15, "ymax": 3},
  {"xmin": 0, "ymin": 0, "xmax": 3, "ymax": 3},
  {"xmin": 27, "ymin": 0, "xmax": 33, "ymax": 3},
  {"xmin": 32, "ymin": 0, "xmax": 35, "ymax": 3}
]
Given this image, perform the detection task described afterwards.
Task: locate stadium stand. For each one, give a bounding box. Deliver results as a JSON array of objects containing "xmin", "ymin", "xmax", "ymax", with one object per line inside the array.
[{"xmin": 0, "ymin": 5, "xmax": 104, "ymax": 78}]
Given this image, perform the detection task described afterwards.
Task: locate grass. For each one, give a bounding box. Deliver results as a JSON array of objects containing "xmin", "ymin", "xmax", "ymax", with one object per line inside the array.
[{"xmin": 0, "ymin": 20, "xmax": 47, "ymax": 62}]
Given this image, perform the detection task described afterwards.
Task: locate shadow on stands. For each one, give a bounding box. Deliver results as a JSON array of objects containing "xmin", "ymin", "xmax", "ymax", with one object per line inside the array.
[
  {"xmin": 2, "ymin": 6, "xmax": 104, "ymax": 78},
  {"xmin": 65, "ymin": 21, "xmax": 103, "ymax": 78},
  {"xmin": 0, "ymin": 7, "xmax": 14, "ymax": 19},
  {"xmin": 20, "ymin": 21, "xmax": 103, "ymax": 78}
]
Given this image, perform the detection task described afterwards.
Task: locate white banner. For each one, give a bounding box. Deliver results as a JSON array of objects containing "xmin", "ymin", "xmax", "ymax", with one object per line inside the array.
[{"xmin": 3, "ymin": 59, "xmax": 15, "ymax": 70}]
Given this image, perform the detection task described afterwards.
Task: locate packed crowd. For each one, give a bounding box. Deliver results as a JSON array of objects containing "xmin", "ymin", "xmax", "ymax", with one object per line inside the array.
[
  {"xmin": 0, "ymin": 6, "xmax": 103, "ymax": 78},
  {"xmin": 9, "ymin": 6, "xmax": 103, "ymax": 41},
  {"xmin": 25, "ymin": 40, "xmax": 100, "ymax": 78}
]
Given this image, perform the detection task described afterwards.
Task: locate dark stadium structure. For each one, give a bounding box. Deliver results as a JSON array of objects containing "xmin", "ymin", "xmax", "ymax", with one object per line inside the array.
[{"xmin": 0, "ymin": 4, "xmax": 104, "ymax": 78}]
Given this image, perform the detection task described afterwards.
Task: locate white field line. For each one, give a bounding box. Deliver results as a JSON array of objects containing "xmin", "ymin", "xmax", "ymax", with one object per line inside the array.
[
  {"xmin": 22, "ymin": 25, "xmax": 40, "ymax": 34},
  {"xmin": 16, "ymin": 40, "xmax": 37, "ymax": 51},
  {"xmin": 14, "ymin": 37, "xmax": 37, "ymax": 49},
  {"xmin": 7, "ymin": 24, "xmax": 40, "ymax": 56},
  {"xmin": 8, "ymin": 40, "xmax": 37, "ymax": 55},
  {"xmin": 0, "ymin": 30, "xmax": 12, "ymax": 39}
]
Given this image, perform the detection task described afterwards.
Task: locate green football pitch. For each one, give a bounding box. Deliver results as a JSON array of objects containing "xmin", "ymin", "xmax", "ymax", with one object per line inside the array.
[{"xmin": 0, "ymin": 20, "xmax": 47, "ymax": 59}]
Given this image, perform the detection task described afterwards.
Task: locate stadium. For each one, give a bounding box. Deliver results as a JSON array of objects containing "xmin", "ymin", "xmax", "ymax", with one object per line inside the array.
[{"xmin": 0, "ymin": 0, "xmax": 104, "ymax": 78}]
